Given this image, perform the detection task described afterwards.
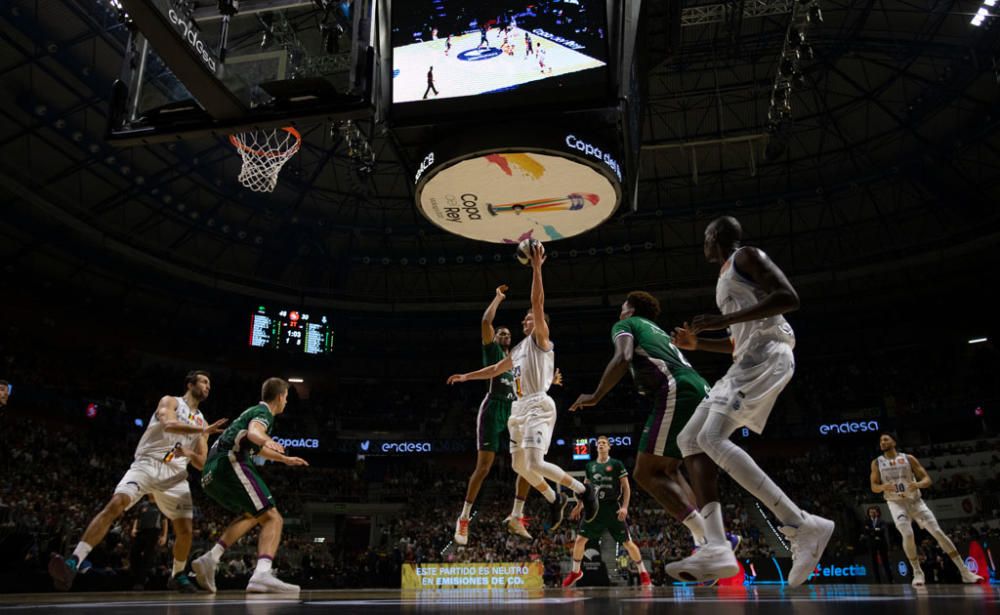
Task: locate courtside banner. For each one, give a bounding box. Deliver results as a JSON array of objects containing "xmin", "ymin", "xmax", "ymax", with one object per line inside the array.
[{"xmin": 401, "ymin": 562, "xmax": 544, "ymax": 589}]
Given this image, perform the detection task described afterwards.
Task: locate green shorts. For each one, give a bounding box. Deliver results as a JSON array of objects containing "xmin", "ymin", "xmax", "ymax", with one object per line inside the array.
[
  {"xmin": 579, "ymin": 506, "xmax": 631, "ymax": 544},
  {"xmin": 477, "ymin": 396, "xmax": 513, "ymax": 453},
  {"xmin": 638, "ymin": 371, "xmax": 709, "ymax": 459},
  {"xmin": 201, "ymin": 453, "xmax": 275, "ymax": 516}
]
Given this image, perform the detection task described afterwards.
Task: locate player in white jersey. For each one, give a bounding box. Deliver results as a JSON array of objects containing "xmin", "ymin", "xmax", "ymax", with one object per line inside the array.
[
  {"xmin": 49, "ymin": 371, "xmax": 227, "ymax": 592},
  {"xmin": 667, "ymin": 216, "xmax": 834, "ymax": 587},
  {"xmin": 870, "ymin": 432, "xmax": 983, "ymax": 586},
  {"xmin": 448, "ymin": 241, "xmax": 598, "ymax": 530}
]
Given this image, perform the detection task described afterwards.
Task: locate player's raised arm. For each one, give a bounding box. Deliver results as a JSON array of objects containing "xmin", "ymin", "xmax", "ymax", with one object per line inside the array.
[
  {"xmin": 447, "ymin": 356, "xmax": 515, "ymax": 385},
  {"xmin": 570, "ymin": 334, "xmax": 632, "ymax": 411},
  {"xmin": 529, "ymin": 242, "xmax": 550, "ymax": 349},
  {"xmin": 481, "ymin": 285, "xmax": 508, "ymax": 344}
]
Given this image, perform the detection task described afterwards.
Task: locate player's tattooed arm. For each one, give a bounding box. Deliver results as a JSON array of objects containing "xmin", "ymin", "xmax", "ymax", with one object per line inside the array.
[
  {"xmin": 482, "ymin": 285, "xmax": 508, "ymax": 344},
  {"xmin": 907, "ymin": 455, "xmax": 933, "ymax": 490},
  {"xmin": 570, "ymin": 334, "xmax": 631, "ymax": 411},
  {"xmin": 447, "ymin": 356, "xmax": 514, "ymax": 384}
]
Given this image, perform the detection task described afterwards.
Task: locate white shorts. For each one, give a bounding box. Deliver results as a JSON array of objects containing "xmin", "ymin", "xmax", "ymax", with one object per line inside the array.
[
  {"xmin": 113, "ymin": 458, "xmax": 193, "ymax": 520},
  {"xmin": 707, "ymin": 340, "xmax": 794, "ymax": 434},
  {"xmin": 887, "ymin": 498, "xmax": 937, "ymax": 530},
  {"xmin": 508, "ymin": 394, "xmax": 557, "ymax": 452}
]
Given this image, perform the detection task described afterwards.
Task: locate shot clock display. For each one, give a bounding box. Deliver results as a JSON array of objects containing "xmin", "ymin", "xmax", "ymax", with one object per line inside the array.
[{"xmin": 248, "ymin": 306, "xmax": 333, "ymax": 355}]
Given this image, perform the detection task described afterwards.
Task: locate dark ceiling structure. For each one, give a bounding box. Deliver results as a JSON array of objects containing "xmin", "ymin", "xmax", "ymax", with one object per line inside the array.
[{"xmin": 2, "ymin": 0, "xmax": 999, "ymax": 323}]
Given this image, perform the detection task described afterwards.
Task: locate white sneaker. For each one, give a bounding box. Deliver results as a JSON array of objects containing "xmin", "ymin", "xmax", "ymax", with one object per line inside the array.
[
  {"xmin": 780, "ymin": 513, "xmax": 835, "ymax": 588},
  {"xmin": 191, "ymin": 554, "xmax": 217, "ymax": 593},
  {"xmin": 911, "ymin": 567, "xmax": 926, "ymax": 587},
  {"xmin": 665, "ymin": 543, "xmax": 739, "ymax": 582},
  {"xmin": 454, "ymin": 516, "xmax": 470, "ymax": 546},
  {"xmin": 504, "ymin": 515, "xmax": 533, "ymax": 540},
  {"xmin": 961, "ymin": 568, "xmax": 983, "ymax": 584},
  {"xmin": 246, "ymin": 570, "xmax": 300, "ymax": 593}
]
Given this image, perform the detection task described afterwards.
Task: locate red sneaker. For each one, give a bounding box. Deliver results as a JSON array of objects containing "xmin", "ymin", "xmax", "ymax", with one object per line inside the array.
[
  {"xmin": 639, "ymin": 571, "xmax": 652, "ymax": 587},
  {"xmin": 562, "ymin": 570, "xmax": 583, "ymax": 587}
]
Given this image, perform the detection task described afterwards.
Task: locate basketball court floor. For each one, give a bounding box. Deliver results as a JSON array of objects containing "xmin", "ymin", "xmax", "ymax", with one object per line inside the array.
[{"xmin": 0, "ymin": 585, "xmax": 996, "ymax": 614}]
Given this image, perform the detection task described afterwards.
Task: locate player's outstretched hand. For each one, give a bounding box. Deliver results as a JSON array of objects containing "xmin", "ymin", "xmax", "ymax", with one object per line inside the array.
[
  {"xmin": 569, "ymin": 393, "xmax": 597, "ymax": 412},
  {"xmin": 283, "ymin": 456, "xmax": 309, "ymax": 467},
  {"xmin": 617, "ymin": 507, "xmax": 628, "ymax": 522},
  {"xmin": 568, "ymin": 503, "xmax": 583, "ymax": 521},
  {"xmin": 203, "ymin": 418, "xmax": 228, "ymax": 435},
  {"xmin": 529, "ymin": 241, "xmax": 546, "ymax": 268},
  {"xmin": 689, "ymin": 313, "xmax": 728, "ymax": 334},
  {"xmin": 553, "ymin": 368, "xmax": 564, "ymax": 387},
  {"xmin": 496, "ymin": 284, "xmax": 508, "ymax": 300},
  {"xmin": 447, "ymin": 374, "xmax": 467, "ymax": 385},
  {"xmin": 671, "ymin": 324, "xmax": 698, "ymax": 350},
  {"xmin": 264, "ymin": 439, "xmax": 286, "ymax": 454}
]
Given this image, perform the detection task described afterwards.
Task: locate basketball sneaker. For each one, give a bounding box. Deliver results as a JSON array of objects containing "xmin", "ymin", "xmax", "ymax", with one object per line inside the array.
[
  {"xmin": 504, "ymin": 515, "xmax": 533, "ymax": 540},
  {"xmin": 191, "ymin": 554, "xmax": 218, "ymax": 593},
  {"xmin": 581, "ymin": 483, "xmax": 599, "ymax": 523},
  {"xmin": 911, "ymin": 567, "xmax": 926, "ymax": 587},
  {"xmin": 247, "ymin": 569, "xmax": 300, "ymax": 593},
  {"xmin": 548, "ymin": 492, "xmax": 569, "ymax": 531},
  {"xmin": 639, "ymin": 571, "xmax": 652, "ymax": 587},
  {"xmin": 961, "ymin": 568, "xmax": 983, "ymax": 584},
  {"xmin": 453, "ymin": 517, "xmax": 470, "ymax": 546},
  {"xmin": 167, "ymin": 571, "xmax": 198, "ymax": 593},
  {"xmin": 780, "ymin": 513, "xmax": 835, "ymax": 587},
  {"xmin": 48, "ymin": 554, "xmax": 79, "ymax": 592},
  {"xmin": 562, "ymin": 570, "xmax": 583, "ymax": 587},
  {"xmin": 700, "ymin": 533, "xmax": 743, "ymax": 587},
  {"xmin": 665, "ymin": 543, "xmax": 739, "ymax": 583}
]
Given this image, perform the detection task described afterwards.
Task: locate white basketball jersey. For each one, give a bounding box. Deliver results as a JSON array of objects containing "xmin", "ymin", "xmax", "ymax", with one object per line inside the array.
[
  {"xmin": 877, "ymin": 453, "xmax": 921, "ymax": 501},
  {"xmin": 509, "ymin": 335, "xmax": 554, "ymax": 398},
  {"xmin": 133, "ymin": 396, "xmax": 206, "ymax": 471},
  {"xmin": 716, "ymin": 247, "xmax": 795, "ymax": 359}
]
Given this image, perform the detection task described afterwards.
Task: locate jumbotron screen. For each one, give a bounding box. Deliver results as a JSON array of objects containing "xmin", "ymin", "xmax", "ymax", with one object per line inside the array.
[
  {"xmin": 392, "ymin": 0, "xmax": 608, "ymax": 104},
  {"xmin": 248, "ymin": 307, "xmax": 334, "ymax": 355}
]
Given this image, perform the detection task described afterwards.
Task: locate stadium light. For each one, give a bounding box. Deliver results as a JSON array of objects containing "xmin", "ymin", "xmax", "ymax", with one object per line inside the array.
[
  {"xmin": 289, "ymin": 378, "xmax": 305, "ymax": 383},
  {"xmin": 968, "ymin": 337, "xmax": 988, "ymax": 344},
  {"xmin": 972, "ymin": 6, "xmax": 991, "ymax": 26}
]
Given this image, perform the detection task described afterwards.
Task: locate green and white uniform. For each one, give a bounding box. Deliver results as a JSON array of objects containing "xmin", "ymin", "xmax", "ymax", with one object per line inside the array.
[
  {"xmin": 578, "ymin": 457, "xmax": 632, "ymax": 543},
  {"xmin": 477, "ymin": 341, "xmax": 515, "ymax": 452},
  {"xmin": 612, "ymin": 316, "xmax": 710, "ymax": 459},
  {"xmin": 201, "ymin": 403, "xmax": 277, "ymax": 516}
]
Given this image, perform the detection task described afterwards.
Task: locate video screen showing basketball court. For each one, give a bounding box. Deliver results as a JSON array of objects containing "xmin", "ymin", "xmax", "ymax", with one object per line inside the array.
[{"xmin": 392, "ymin": 0, "xmax": 607, "ymax": 103}]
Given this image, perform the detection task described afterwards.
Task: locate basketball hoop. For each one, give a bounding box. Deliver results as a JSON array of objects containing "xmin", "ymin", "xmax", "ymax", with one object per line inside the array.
[{"xmin": 229, "ymin": 126, "xmax": 302, "ymax": 193}]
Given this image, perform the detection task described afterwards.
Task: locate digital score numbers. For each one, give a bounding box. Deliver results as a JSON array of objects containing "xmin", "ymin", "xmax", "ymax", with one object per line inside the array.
[
  {"xmin": 573, "ymin": 438, "xmax": 591, "ymax": 461},
  {"xmin": 249, "ymin": 306, "xmax": 333, "ymax": 355}
]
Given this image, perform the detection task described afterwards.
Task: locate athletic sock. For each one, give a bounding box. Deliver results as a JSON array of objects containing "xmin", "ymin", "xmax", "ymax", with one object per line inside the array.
[
  {"xmin": 172, "ymin": 559, "xmax": 186, "ymax": 577},
  {"xmin": 207, "ymin": 541, "xmax": 226, "ymax": 564},
  {"xmin": 537, "ymin": 484, "xmax": 557, "ymax": 503},
  {"xmin": 681, "ymin": 508, "xmax": 708, "ymax": 546},
  {"xmin": 572, "ymin": 559, "xmax": 581, "ymax": 573},
  {"xmin": 72, "ymin": 542, "xmax": 93, "ymax": 563},
  {"xmin": 702, "ymin": 502, "xmax": 727, "ymax": 546},
  {"xmin": 565, "ymin": 478, "xmax": 585, "ymax": 494},
  {"xmin": 461, "ymin": 502, "xmax": 473, "ymax": 519},
  {"xmin": 511, "ymin": 498, "xmax": 525, "ymax": 518},
  {"xmin": 255, "ymin": 555, "xmax": 273, "ymax": 575}
]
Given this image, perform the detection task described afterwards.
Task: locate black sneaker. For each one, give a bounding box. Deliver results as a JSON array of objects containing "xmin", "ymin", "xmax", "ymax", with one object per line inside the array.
[
  {"xmin": 548, "ymin": 491, "xmax": 569, "ymax": 531},
  {"xmin": 168, "ymin": 572, "xmax": 198, "ymax": 593},
  {"xmin": 48, "ymin": 554, "xmax": 79, "ymax": 592},
  {"xmin": 581, "ymin": 483, "xmax": 599, "ymax": 523}
]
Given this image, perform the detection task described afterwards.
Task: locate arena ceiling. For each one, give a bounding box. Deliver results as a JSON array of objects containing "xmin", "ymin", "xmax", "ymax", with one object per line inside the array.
[{"xmin": 1, "ymin": 0, "xmax": 999, "ymax": 314}]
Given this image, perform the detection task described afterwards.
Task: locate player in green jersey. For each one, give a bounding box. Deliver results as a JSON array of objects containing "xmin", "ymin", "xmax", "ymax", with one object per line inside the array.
[
  {"xmin": 562, "ymin": 436, "xmax": 651, "ymax": 587},
  {"xmin": 454, "ymin": 285, "xmax": 534, "ymax": 546},
  {"xmin": 570, "ymin": 291, "xmax": 709, "ymax": 547},
  {"xmin": 190, "ymin": 378, "xmax": 308, "ymax": 594}
]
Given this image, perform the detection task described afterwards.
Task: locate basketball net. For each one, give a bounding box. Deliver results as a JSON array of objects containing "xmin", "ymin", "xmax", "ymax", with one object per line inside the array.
[{"xmin": 229, "ymin": 126, "xmax": 301, "ymax": 193}]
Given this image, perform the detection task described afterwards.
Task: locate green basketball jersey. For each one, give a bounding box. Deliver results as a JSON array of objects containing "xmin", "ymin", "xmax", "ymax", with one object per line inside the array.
[
  {"xmin": 611, "ymin": 316, "xmax": 707, "ymax": 394},
  {"xmin": 209, "ymin": 403, "xmax": 275, "ymax": 463},
  {"xmin": 483, "ymin": 341, "xmax": 516, "ymax": 401},
  {"xmin": 585, "ymin": 457, "xmax": 629, "ymax": 505}
]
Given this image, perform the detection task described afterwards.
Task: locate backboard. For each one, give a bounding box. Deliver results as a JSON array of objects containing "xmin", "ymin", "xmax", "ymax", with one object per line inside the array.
[{"xmin": 108, "ymin": 0, "xmax": 377, "ymax": 144}]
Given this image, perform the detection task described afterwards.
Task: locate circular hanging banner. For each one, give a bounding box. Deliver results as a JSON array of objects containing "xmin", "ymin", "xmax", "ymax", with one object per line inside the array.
[{"xmin": 414, "ymin": 122, "xmax": 623, "ymax": 244}]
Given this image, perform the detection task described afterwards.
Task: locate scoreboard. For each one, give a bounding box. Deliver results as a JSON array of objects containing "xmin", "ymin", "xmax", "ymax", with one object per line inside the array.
[{"xmin": 249, "ymin": 306, "xmax": 333, "ymax": 355}]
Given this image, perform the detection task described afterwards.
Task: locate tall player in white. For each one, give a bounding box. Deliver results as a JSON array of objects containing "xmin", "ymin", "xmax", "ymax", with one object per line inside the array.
[
  {"xmin": 448, "ymin": 241, "xmax": 598, "ymax": 529},
  {"xmin": 870, "ymin": 432, "xmax": 982, "ymax": 586},
  {"xmin": 669, "ymin": 216, "xmax": 834, "ymax": 587},
  {"xmin": 49, "ymin": 371, "xmax": 227, "ymax": 592}
]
